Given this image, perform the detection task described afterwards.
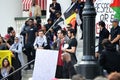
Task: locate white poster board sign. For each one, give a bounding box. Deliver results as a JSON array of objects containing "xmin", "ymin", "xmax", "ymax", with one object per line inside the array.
[
  {"xmin": 32, "ymin": 49, "xmax": 58, "ymax": 80},
  {"xmin": 94, "ymin": 0, "xmax": 115, "ymax": 36}
]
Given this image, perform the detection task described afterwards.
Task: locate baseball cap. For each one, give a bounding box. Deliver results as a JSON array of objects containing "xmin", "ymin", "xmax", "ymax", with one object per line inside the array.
[{"xmin": 111, "ymin": 18, "xmax": 119, "ymax": 23}]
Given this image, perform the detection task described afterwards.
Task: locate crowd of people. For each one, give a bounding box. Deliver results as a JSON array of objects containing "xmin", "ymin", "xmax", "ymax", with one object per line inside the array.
[{"xmin": 0, "ymin": 0, "xmax": 120, "ymax": 80}]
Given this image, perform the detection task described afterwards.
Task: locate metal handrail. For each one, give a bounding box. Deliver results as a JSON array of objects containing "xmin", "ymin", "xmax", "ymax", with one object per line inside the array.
[
  {"xmin": 1, "ymin": 17, "xmax": 61, "ymax": 80},
  {"xmin": 1, "ymin": 59, "xmax": 35, "ymax": 80}
]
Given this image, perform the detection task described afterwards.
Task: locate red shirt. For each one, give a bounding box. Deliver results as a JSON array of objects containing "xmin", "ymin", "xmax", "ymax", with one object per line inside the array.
[{"xmin": 57, "ymin": 40, "xmax": 64, "ymax": 66}]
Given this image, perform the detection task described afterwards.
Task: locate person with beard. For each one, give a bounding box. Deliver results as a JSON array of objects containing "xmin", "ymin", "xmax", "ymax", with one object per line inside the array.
[
  {"xmin": 52, "ymin": 30, "xmax": 69, "ymax": 78},
  {"xmin": 52, "ymin": 11, "xmax": 64, "ymax": 35},
  {"xmin": 9, "ymin": 30, "xmax": 16, "ymax": 45},
  {"xmin": 25, "ymin": 18, "xmax": 38, "ymax": 70},
  {"xmin": 62, "ymin": 29, "xmax": 77, "ymax": 78},
  {"xmin": 29, "ymin": 0, "xmax": 41, "ymax": 17}
]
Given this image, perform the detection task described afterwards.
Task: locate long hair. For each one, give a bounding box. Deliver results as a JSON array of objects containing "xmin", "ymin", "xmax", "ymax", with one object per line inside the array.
[{"xmin": 2, "ymin": 58, "xmax": 10, "ymax": 68}]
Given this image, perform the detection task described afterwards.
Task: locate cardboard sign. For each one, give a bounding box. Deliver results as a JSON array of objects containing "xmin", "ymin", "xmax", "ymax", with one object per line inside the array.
[{"xmin": 32, "ymin": 49, "xmax": 58, "ymax": 80}]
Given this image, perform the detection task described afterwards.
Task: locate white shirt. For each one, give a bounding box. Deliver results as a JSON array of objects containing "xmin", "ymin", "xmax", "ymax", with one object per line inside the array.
[{"xmin": 33, "ymin": 35, "xmax": 47, "ymax": 48}]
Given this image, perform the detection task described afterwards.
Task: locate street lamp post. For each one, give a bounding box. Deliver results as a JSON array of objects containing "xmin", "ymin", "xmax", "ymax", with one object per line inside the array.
[{"xmin": 75, "ymin": 0, "xmax": 100, "ymax": 79}]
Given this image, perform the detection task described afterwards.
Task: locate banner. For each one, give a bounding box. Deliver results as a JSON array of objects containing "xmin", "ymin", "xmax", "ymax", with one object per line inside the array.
[
  {"xmin": 110, "ymin": 0, "xmax": 120, "ymax": 21},
  {"xmin": 0, "ymin": 50, "xmax": 13, "ymax": 68},
  {"xmin": 94, "ymin": 0, "xmax": 115, "ymax": 36},
  {"xmin": 32, "ymin": 49, "xmax": 58, "ymax": 80}
]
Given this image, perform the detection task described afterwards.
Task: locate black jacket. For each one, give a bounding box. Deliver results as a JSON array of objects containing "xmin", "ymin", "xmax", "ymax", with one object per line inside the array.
[
  {"xmin": 99, "ymin": 44, "xmax": 120, "ymax": 74},
  {"xmin": 49, "ymin": 2, "xmax": 61, "ymax": 21},
  {"xmin": 98, "ymin": 28, "xmax": 109, "ymax": 53},
  {"xmin": 0, "ymin": 67, "xmax": 14, "ymax": 80}
]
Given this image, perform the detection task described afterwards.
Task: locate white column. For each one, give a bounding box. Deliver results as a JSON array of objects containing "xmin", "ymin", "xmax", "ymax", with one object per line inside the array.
[{"xmin": 0, "ymin": 0, "xmax": 22, "ymax": 36}]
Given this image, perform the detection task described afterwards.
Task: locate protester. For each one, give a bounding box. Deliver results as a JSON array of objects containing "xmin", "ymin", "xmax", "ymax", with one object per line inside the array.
[
  {"xmin": 62, "ymin": 29, "xmax": 78, "ymax": 65},
  {"xmin": 62, "ymin": 29, "xmax": 77, "ymax": 78},
  {"xmin": 52, "ymin": 11, "xmax": 64, "ymax": 35},
  {"xmin": 44, "ymin": 18, "xmax": 53, "ymax": 31},
  {"xmin": 44, "ymin": 18, "xmax": 54, "ymax": 48},
  {"xmin": 49, "ymin": 0, "xmax": 61, "ymax": 22},
  {"xmin": 10, "ymin": 36, "xmax": 24, "ymax": 66},
  {"xmin": 95, "ymin": 21, "xmax": 109, "ymax": 58},
  {"xmin": 25, "ymin": 18, "xmax": 37, "ymax": 70},
  {"xmin": 29, "ymin": 0, "xmax": 41, "ymax": 17},
  {"xmin": 99, "ymin": 39, "xmax": 120, "ymax": 74},
  {"xmin": 52, "ymin": 30, "xmax": 69, "ymax": 78},
  {"xmin": 66, "ymin": 23, "xmax": 73, "ymax": 31},
  {"xmin": 41, "ymin": 25, "xmax": 53, "ymax": 49},
  {"xmin": 20, "ymin": 18, "xmax": 30, "ymax": 49},
  {"xmin": 0, "ymin": 58, "xmax": 14, "ymax": 80},
  {"xmin": 109, "ymin": 18, "xmax": 120, "ymax": 51},
  {"xmin": 9, "ymin": 30, "xmax": 16, "ymax": 45},
  {"xmin": 33, "ymin": 30, "xmax": 48, "ymax": 50},
  {"xmin": 9, "ymin": 36, "xmax": 23, "ymax": 80}
]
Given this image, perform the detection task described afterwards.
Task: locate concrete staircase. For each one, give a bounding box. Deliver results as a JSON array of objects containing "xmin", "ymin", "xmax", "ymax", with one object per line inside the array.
[{"xmin": 22, "ymin": 70, "xmax": 33, "ymax": 80}]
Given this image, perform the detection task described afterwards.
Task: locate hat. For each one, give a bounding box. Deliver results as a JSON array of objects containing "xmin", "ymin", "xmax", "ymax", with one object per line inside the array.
[{"xmin": 111, "ymin": 18, "xmax": 119, "ymax": 23}]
